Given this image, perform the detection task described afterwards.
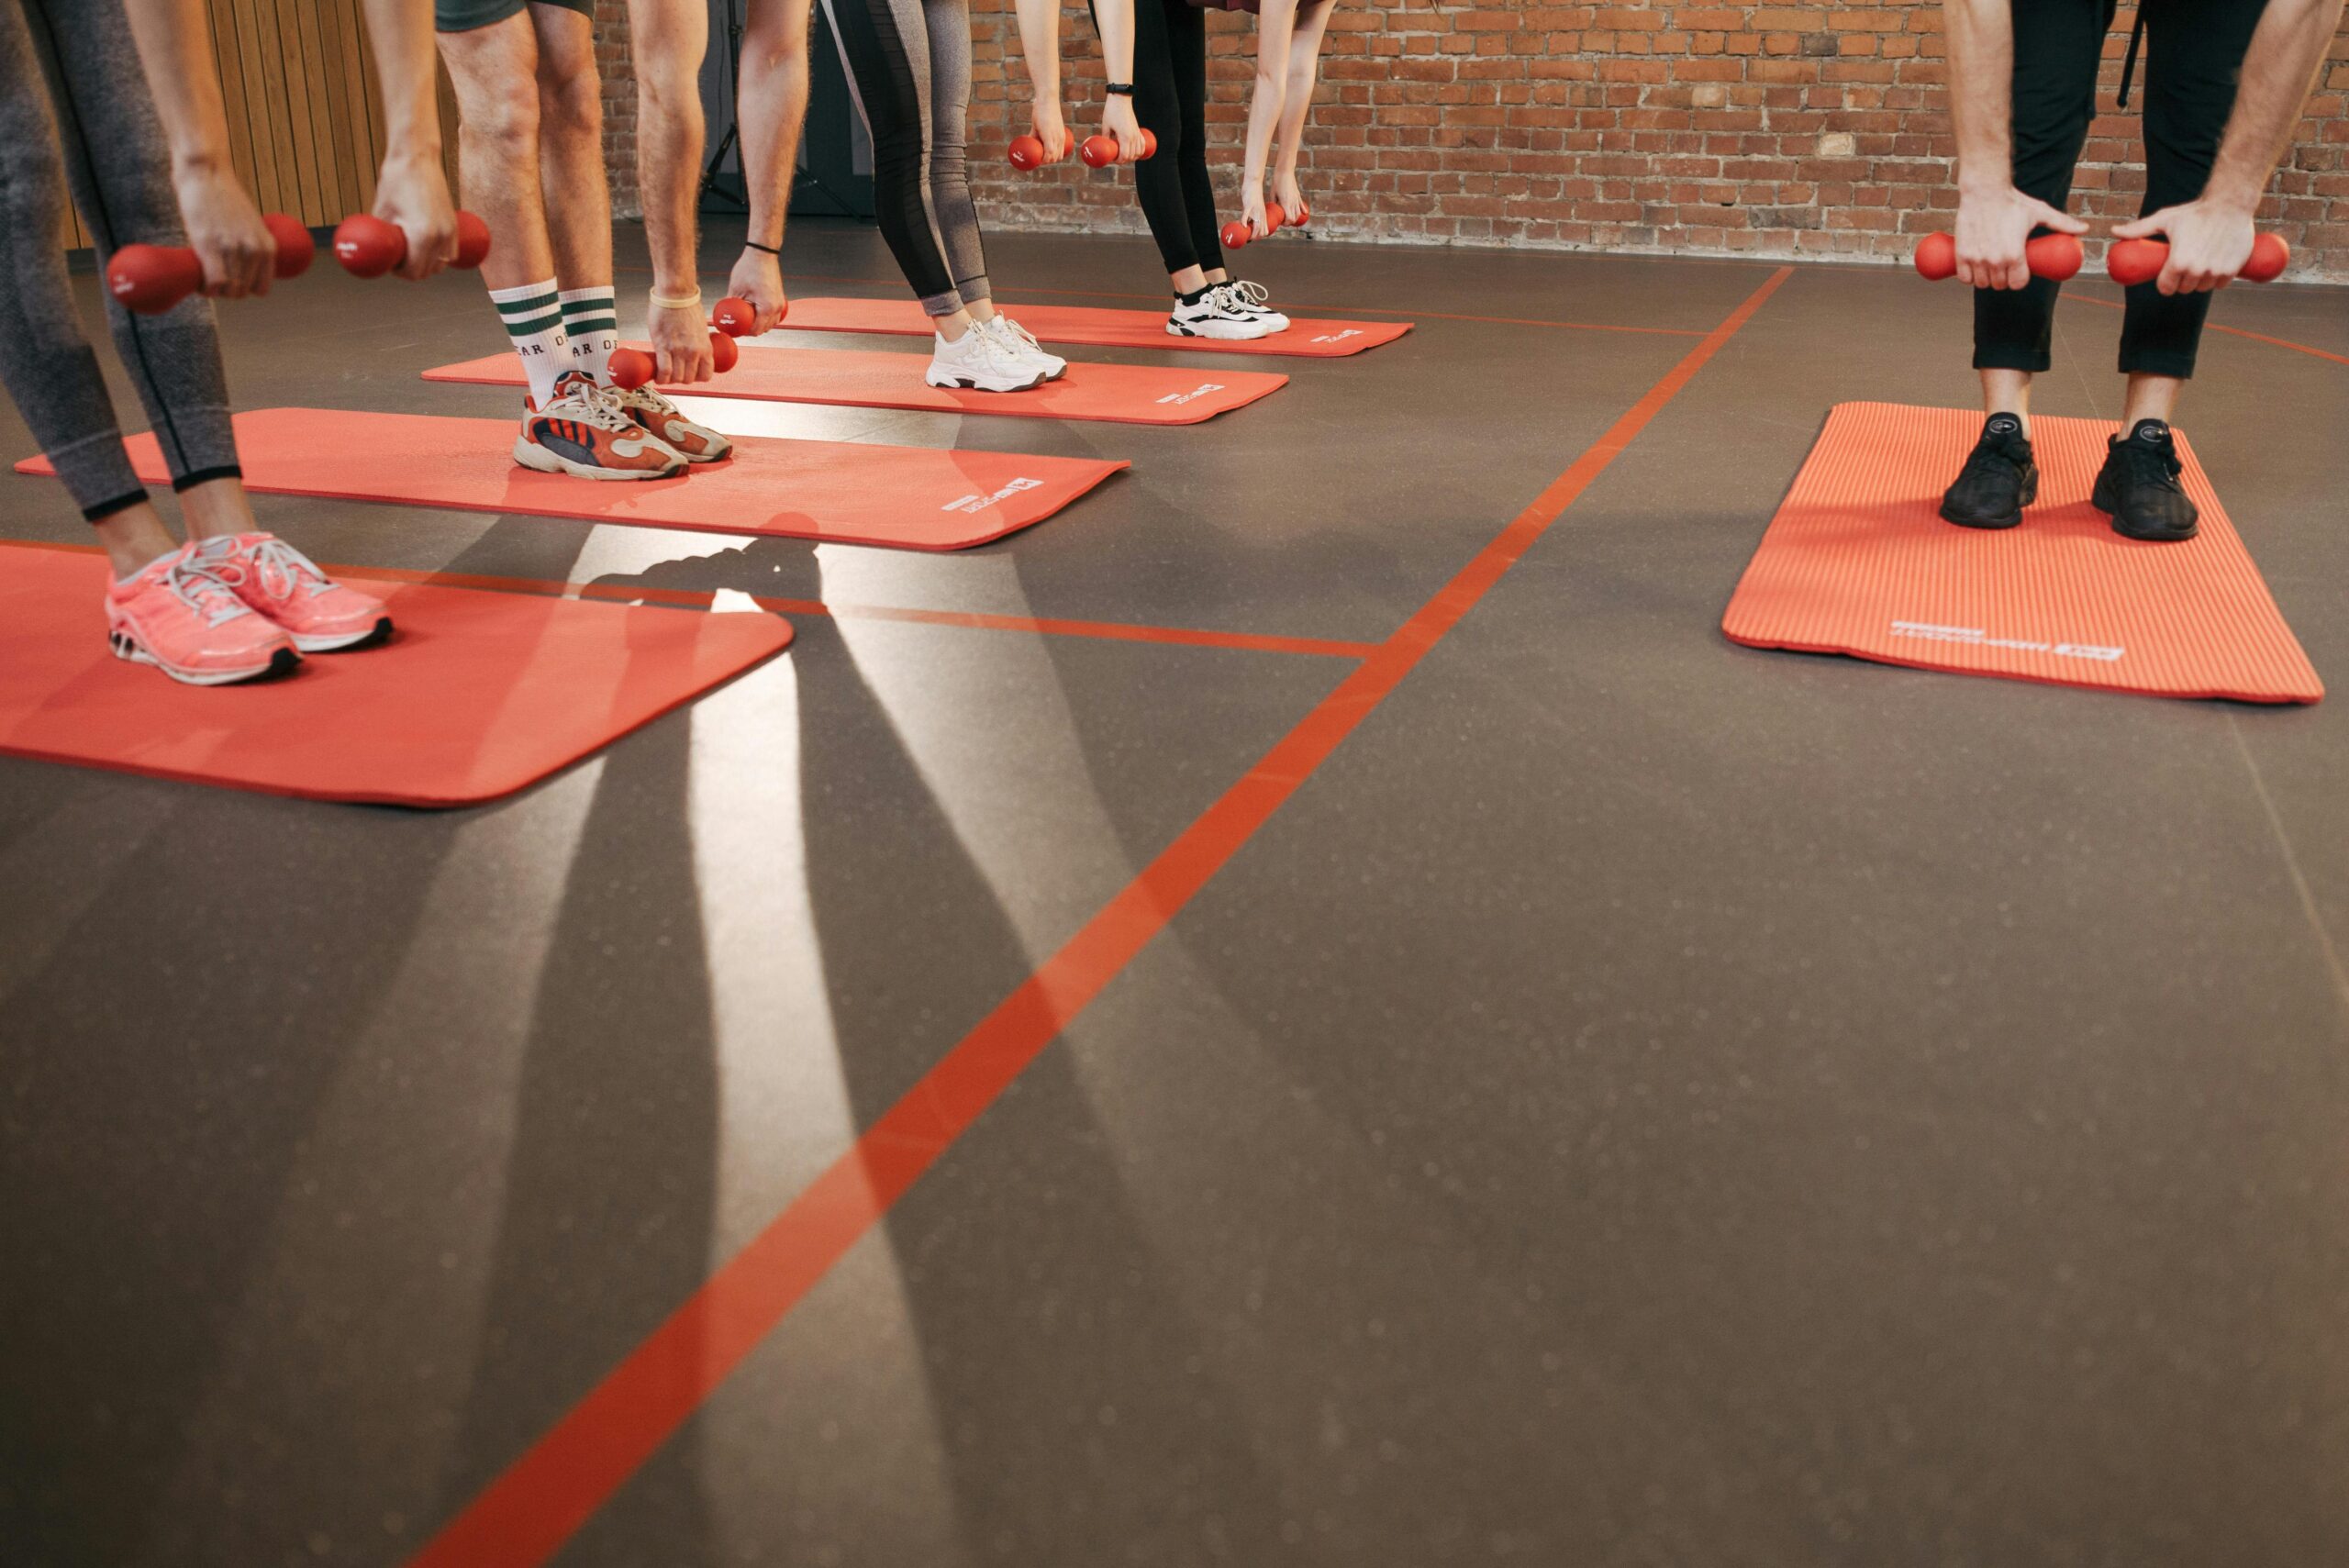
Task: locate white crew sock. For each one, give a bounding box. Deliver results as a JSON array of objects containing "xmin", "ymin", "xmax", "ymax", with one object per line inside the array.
[
  {"xmin": 489, "ymin": 278, "xmax": 570, "ymax": 406},
  {"xmin": 559, "ymin": 285, "xmax": 619, "ymax": 384}
]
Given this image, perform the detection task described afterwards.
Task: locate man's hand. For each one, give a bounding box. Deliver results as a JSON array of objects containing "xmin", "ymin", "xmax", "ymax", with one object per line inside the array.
[
  {"xmin": 1954, "ymin": 184, "xmax": 2087, "ymax": 289},
  {"xmin": 1030, "ymin": 99, "xmax": 1074, "ymax": 163},
  {"xmin": 175, "ymin": 163, "xmax": 274, "ymax": 298},
  {"xmin": 727, "ymin": 248, "xmax": 789, "ymax": 336},
  {"xmin": 650, "ymin": 300, "xmax": 715, "ymax": 384},
  {"xmin": 2112, "ymin": 200, "xmax": 2257, "ymax": 295},
  {"xmin": 1102, "ymin": 95, "xmax": 1143, "ymax": 161},
  {"xmin": 373, "ymin": 149, "xmax": 459, "ymax": 281}
]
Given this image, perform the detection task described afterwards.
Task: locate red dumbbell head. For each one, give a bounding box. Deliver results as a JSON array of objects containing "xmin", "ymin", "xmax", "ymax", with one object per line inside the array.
[
  {"xmin": 710, "ymin": 330, "xmax": 740, "ymax": 373},
  {"xmin": 333, "ymin": 213, "xmax": 406, "ymax": 278},
  {"xmin": 608, "ymin": 348, "xmax": 656, "ymax": 390},
  {"xmin": 1008, "ymin": 134, "xmax": 1046, "ymax": 172},
  {"xmin": 1081, "ymin": 135, "xmax": 1117, "ymax": 169},
  {"xmin": 263, "ymin": 214, "xmax": 315, "ymax": 279},
  {"xmin": 106, "ymin": 244, "xmax": 205, "ymax": 314},
  {"xmin": 2024, "ymin": 231, "xmax": 2083, "ymax": 282},
  {"xmin": 1140, "ymin": 128, "xmax": 1158, "ymax": 159},
  {"xmin": 1913, "ymin": 231, "xmax": 1957, "ymax": 282},
  {"xmin": 1220, "ymin": 220, "xmax": 1251, "ymax": 251},
  {"xmin": 2243, "ymin": 231, "xmax": 2289, "ymax": 283},
  {"xmin": 712, "ymin": 296, "xmax": 758, "ymax": 337},
  {"xmin": 1265, "ymin": 202, "xmax": 1286, "ymax": 233},
  {"xmin": 2106, "ymin": 237, "xmax": 2165, "ymax": 288},
  {"xmin": 1293, "ymin": 201, "xmax": 1310, "ymax": 228},
  {"xmin": 454, "ymin": 210, "xmax": 493, "ymax": 270}
]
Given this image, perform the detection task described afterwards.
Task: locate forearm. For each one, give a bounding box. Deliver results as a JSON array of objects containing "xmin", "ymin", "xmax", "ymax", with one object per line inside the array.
[
  {"xmin": 1091, "ymin": 0, "xmax": 1134, "ymax": 86},
  {"xmin": 1012, "ymin": 0, "xmax": 1065, "ymax": 105},
  {"xmin": 2201, "ymin": 0, "xmax": 2343, "ymax": 211},
  {"xmin": 1941, "ymin": 0, "xmax": 2014, "ymax": 194},
  {"xmin": 638, "ymin": 87, "xmax": 706, "ymax": 295},
  {"xmin": 1273, "ymin": 7, "xmax": 1328, "ymax": 178},
  {"xmin": 357, "ymin": 0, "xmax": 444, "ymax": 167},
  {"xmin": 1244, "ymin": 0, "xmax": 1299, "ymax": 191},
  {"xmin": 739, "ymin": 0, "xmax": 810, "ymax": 250},
  {"xmin": 121, "ymin": 0, "xmax": 238, "ymax": 175}
]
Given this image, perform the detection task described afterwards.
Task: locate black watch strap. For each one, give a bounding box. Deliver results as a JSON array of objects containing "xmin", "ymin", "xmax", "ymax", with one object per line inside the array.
[{"xmin": 1105, "ymin": 82, "xmax": 1135, "ymax": 95}]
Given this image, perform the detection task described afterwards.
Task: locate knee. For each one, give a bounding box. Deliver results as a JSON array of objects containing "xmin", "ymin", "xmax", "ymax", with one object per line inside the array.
[
  {"xmin": 539, "ymin": 64, "xmax": 602, "ymax": 145},
  {"xmin": 462, "ymin": 90, "xmax": 541, "ymax": 163}
]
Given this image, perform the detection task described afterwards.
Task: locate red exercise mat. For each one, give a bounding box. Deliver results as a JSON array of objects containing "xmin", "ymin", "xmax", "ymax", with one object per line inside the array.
[
  {"xmin": 775, "ymin": 296, "xmax": 1413, "ymax": 358},
  {"xmin": 1722, "ymin": 403, "xmax": 2321, "ymax": 704},
  {"xmin": 0, "ymin": 543, "xmax": 791, "ymax": 806},
  {"xmin": 16, "ymin": 408, "xmax": 1125, "ymax": 550},
  {"xmin": 424, "ymin": 345, "xmax": 1286, "ymax": 425}
]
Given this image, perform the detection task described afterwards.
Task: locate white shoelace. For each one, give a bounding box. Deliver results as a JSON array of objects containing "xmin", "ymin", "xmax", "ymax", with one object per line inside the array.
[
  {"xmin": 155, "ymin": 554, "xmax": 252, "ymax": 626},
  {"xmin": 992, "ymin": 317, "xmax": 1047, "ymax": 354},
  {"xmin": 1221, "ymin": 280, "xmax": 1276, "ymax": 314},
  {"xmin": 546, "ymin": 378, "xmax": 642, "ymax": 431},
  {"xmin": 950, "ymin": 327, "xmax": 1033, "ymax": 377},
  {"xmin": 228, "ymin": 535, "xmax": 338, "ymax": 602}
]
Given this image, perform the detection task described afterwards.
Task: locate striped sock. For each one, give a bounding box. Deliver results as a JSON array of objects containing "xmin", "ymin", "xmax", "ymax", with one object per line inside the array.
[
  {"xmin": 559, "ymin": 285, "xmax": 619, "ymax": 384},
  {"xmin": 490, "ymin": 278, "xmax": 570, "ymax": 406}
]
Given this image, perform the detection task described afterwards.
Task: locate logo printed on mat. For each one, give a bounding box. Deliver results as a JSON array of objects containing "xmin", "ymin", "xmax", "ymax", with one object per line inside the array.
[
  {"xmin": 1310, "ymin": 328, "xmax": 1365, "ymax": 345},
  {"xmin": 941, "ymin": 476, "xmax": 1043, "ymax": 514},
  {"xmin": 1890, "ymin": 620, "xmax": 2123, "ymax": 662},
  {"xmin": 1155, "ymin": 384, "xmax": 1226, "ymax": 406}
]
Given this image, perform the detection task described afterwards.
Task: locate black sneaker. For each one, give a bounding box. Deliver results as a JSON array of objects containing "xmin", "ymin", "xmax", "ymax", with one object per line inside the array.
[
  {"xmin": 1939, "ymin": 413, "xmax": 2038, "ymax": 529},
  {"xmin": 2092, "ymin": 418, "xmax": 2199, "ymax": 542}
]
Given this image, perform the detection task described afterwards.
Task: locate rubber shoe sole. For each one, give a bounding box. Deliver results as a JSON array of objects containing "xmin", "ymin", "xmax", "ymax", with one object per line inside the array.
[
  {"xmin": 923, "ymin": 369, "xmax": 1044, "ymax": 393},
  {"xmin": 1166, "ymin": 317, "xmax": 1275, "ymax": 341},
  {"xmin": 284, "ymin": 617, "xmax": 395, "ymax": 654},
  {"xmin": 1938, "ymin": 466, "xmax": 2037, "ymax": 530},
  {"xmin": 2092, "ymin": 470, "xmax": 2199, "ymax": 542},
  {"xmin": 513, "ymin": 437, "xmax": 683, "ymax": 481},
  {"xmin": 110, "ymin": 628, "xmax": 299, "ymax": 685}
]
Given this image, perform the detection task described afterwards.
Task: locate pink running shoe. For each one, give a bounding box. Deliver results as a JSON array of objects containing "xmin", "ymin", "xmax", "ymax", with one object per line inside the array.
[
  {"xmin": 106, "ymin": 546, "xmax": 299, "ymax": 685},
  {"xmin": 196, "ymin": 532, "xmax": 393, "ymax": 651}
]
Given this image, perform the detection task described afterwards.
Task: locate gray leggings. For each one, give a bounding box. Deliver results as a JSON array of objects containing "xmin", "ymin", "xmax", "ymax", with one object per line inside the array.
[
  {"xmin": 819, "ymin": 0, "xmax": 989, "ymax": 317},
  {"xmin": 0, "ymin": 0, "xmax": 239, "ymax": 523}
]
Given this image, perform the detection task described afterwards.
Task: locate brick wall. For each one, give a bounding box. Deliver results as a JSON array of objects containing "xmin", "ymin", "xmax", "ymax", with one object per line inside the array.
[
  {"xmin": 598, "ymin": 2, "xmax": 2349, "ymax": 278},
  {"xmin": 598, "ymin": 0, "xmax": 641, "ymax": 217}
]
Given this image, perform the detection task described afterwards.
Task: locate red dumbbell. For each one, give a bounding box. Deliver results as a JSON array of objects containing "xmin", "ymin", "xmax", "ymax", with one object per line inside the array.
[
  {"xmin": 1912, "ymin": 230, "xmax": 2083, "ymax": 284},
  {"xmin": 1141, "ymin": 128, "xmax": 1158, "ymax": 158},
  {"xmin": 333, "ymin": 210, "xmax": 493, "ymax": 278},
  {"xmin": 1220, "ymin": 220, "xmax": 1251, "ymax": 251},
  {"xmin": 1008, "ymin": 134, "xmax": 1046, "ymax": 172},
  {"xmin": 1292, "ymin": 201, "xmax": 1310, "ymax": 228},
  {"xmin": 1265, "ymin": 202, "xmax": 1286, "ymax": 234},
  {"xmin": 2107, "ymin": 230, "xmax": 2288, "ymax": 287},
  {"xmin": 609, "ymin": 347, "xmax": 656, "ymax": 390},
  {"xmin": 712, "ymin": 295, "xmax": 759, "ymax": 337},
  {"xmin": 710, "ymin": 330, "xmax": 739, "ymax": 373},
  {"xmin": 107, "ymin": 212, "xmax": 313, "ymax": 314}
]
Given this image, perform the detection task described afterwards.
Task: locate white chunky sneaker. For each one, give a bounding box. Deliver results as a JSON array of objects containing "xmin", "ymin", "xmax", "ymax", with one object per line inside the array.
[
  {"xmin": 1219, "ymin": 280, "xmax": 1291, "ymax": 333},
  {"xmin": 1166, "ymin": 285, "xmax": 1275, "ymax": 341},
  {"xmin": 924, "ymin": 325, "xmax": 1045, "ymax": 393},
  {"xmin": 981, "ymin": 313, "xmax": 1067, "ymax": 381}
]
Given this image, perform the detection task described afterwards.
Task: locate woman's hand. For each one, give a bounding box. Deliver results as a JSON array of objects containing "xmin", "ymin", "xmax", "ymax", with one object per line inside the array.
[
  {"xmin": 1275, "ymin": 172, "xmax": 1306, "ymax": 221},
  {"xmin": 374, "ymin": 149, "xmax": 458, "ymax": 280},
  {"xmin": 1103, "ymin": 95, "xmax": 1144, "ymax": 161},
  {"xmin": 1030, "ymin": 98, "xmax": 1074, "ymax": 163},
  {"xmin": 1241, "ymin": 184, "xmax": 1270, "ymax": 239},
  {"xmin": 727, "ymin": 248, "xmax": 789, "ymax": 335},
  {"xmin": 649, "ymin": 300, "xmax": 715, "ymax": 384},
  {"xmin": 174, "ymin": 162, "xmax": 274, "ymax": 298}
]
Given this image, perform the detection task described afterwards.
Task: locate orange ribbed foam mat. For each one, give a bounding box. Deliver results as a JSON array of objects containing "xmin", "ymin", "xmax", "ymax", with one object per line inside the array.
[{"xmin": 1721, "ymin": 403, "xmax": 2321, "ymax": 704}]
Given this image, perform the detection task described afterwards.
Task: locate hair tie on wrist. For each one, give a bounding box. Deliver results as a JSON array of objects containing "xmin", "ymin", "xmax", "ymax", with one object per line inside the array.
[
  {"xmin": 744, "ymin": 239, "xmax": 782, "ymax": 257},
  {"xmin": 649, "ymin": 286, "xmax": 704, "ymax": 310}
]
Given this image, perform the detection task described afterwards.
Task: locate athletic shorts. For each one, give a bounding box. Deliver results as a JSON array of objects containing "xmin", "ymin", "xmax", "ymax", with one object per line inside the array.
[{"xmin": 436, "ymin": 0, "xmax": 593, "ymax": 35}]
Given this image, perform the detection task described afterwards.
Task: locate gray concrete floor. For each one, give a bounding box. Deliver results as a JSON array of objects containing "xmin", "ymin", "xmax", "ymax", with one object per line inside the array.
[{"xmin": 4, "ymin": 221, "xmax": 2346, "ymax": 1568}]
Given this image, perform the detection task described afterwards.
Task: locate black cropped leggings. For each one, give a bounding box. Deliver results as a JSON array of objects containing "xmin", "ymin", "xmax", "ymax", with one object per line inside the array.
[
  {"xmin": 1104, "ymin": 0, "xmax": 1224, "ymax": 278},
  {"xmin": 0, "ymin": 0, "xmax": 240, "ymax": 522},
  {"xmin": 1976, "ymin": 0, "xmax": 2269, "ymax": 380}
]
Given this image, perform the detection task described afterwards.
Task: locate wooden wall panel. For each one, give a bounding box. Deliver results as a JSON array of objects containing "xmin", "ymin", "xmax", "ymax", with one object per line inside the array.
[{"xmin": 65, "ymin": 0, "xmax": 463, "ymax": 251}]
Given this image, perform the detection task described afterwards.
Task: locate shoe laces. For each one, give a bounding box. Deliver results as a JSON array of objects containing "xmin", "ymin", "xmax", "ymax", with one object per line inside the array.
[
  {"xmin": 152, "ymin": 552, "xmax": 253, "ymax": 627},
  {"xmin": 953, "ymin": 326, "xmax": 1030, "ymax": 375},
  {"xmin": 216, "ymin": 534, "xmax": 338, "ymax": 602},
  {"xmin": 2111, "ymin": 433, "xmax": 2184, "ymax": 492},
  {"xmin": 1221, "ymin": 280, "xmax": 1274, "ymax": 311},
  {"xmin": 991, "ymin": 316, "xmax": 1048, "ymax": 355},
  {"xmin": 542, "ymin": 381, "xmax": 640, "ymax": 431}
]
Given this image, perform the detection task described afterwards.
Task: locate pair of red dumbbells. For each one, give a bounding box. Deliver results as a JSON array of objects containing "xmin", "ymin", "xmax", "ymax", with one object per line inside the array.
[
  {"xmin": 1911, "ymin": 228, "xmax": 2290, "ymax": 285},
  {"xmin": 107, "ymin": 210, "xmax": 494, "ymax": 314},
  {"xmin": 607, "ymin": 295, "xmax": 771, "ymax": 390},
  {"xmin": 1008, "ymin": 128, "xmax": 1158, "ymax": 171},
  {"xmin": 1219, "ymin": 199, "xmax": 1309, "ymax": 252}
]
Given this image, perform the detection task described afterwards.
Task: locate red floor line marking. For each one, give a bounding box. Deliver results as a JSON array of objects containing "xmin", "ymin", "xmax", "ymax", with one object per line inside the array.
[
  {"xmin": 2059, "ymin": 288, "xmax": 2349, "ymax": 365},
  {"xmin": 0, "ymin": 542, "xmax": 1374, "ymax": 661},
  {"xmin": 618, "ymin": 262, "xmax": 1716, "ymax": 336},
  {"xmin": 405, "ymin": 264, "xmax": 1795, "ymax": 1568}
]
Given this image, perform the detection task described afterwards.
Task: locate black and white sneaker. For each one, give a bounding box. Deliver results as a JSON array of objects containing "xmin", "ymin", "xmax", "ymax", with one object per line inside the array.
[
  {"xmin": 1167, "ymin": 284, "xmax": 1275, "ymax": 341},
  {"xmin": 2092, "ymin": 418, "xmax": 2199, "ymax": 542},
  {"xmin": 1938, "ymin": 412, "xmax": 2038, "ymax": 530},
  {"xmin": 1218, "ymin": 280, "xmax": 1290, "ymax": 333}
]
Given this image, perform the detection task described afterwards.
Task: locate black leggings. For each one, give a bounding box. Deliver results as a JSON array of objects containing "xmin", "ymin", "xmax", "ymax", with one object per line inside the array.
[
  {"xmin": 1107, "ymin": 0, "xmax": 1223, "ymax": 278},
  {"xmin": 0, "ymin": 0, "xmax": 240, "ymax": 522},
  {"xmin": 1977, "ymin": 0, "xmax": 2269, "ymax": 380}
]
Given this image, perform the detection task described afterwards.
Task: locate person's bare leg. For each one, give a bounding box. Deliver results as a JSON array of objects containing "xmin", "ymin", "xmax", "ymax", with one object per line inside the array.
[
  {"xmin": 933, "ymin": 306, "xmax": 977, "ymax": 341},
  {"xmin": 176, "ymin": 475, "xmax": 265, "ymax": 542},
  {"xmin": 437, "ymin": 15, "xmax": 557, "ymax": 292},
  {"xmin": 2121, "ymin": 372, "xmax": 2182, "ymax": 426},
  {"xmin": 91, "ymin": 501, "xmax": 184, "ymax": 577},
  {"xmin": 1981, "ymin": 366, "xmax": 2032, "ymax": 431},
  {"xmin": 1170, "ymin": 263, "xmax": 1208, "ymax": 294},
  {"xmin": 531, "ymin": 6, "xmax": 608, "ymax": 290}
]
